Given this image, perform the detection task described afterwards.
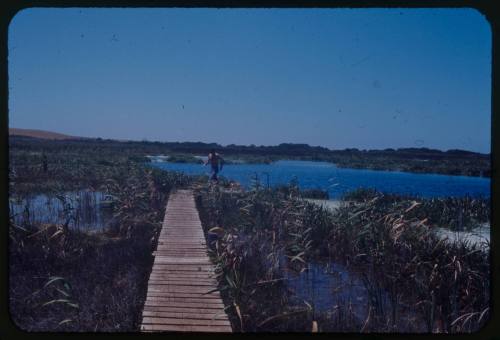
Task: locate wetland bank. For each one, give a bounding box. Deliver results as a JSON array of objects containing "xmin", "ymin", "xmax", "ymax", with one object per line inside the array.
[{"xmin": 8, "ymin": 136, "xmax": 490, "ymax": 332}]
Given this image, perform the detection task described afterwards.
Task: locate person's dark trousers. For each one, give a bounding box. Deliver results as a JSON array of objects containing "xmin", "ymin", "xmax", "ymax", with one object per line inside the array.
[{"xmin": 211, "ymin": 165, "xmax": 219, "ymax": 182}]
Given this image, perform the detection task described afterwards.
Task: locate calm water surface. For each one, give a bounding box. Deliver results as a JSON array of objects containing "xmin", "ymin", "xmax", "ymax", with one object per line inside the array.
[
  {"xmin": 152, "ymin": 160, "xmax": 490, "ymax": 198},
  {"xmin": 9, "ymin": 190, "xmax": 112, "ymax": 230},
  {"xmin": 285, "ymin": 261, "xmax": 425, "ymax": 331}
]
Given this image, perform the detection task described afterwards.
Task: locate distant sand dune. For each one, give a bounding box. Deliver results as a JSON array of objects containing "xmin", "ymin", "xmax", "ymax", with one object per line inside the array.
[{"xmin": 9, "ymin": 128, "xmax": 85, "ymax": 140}]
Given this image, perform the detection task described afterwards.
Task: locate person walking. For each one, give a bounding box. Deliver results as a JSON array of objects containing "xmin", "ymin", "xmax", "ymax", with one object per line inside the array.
[{"xmin": 204, "ymin": 149, "xmax": 224, "ymax": 183}]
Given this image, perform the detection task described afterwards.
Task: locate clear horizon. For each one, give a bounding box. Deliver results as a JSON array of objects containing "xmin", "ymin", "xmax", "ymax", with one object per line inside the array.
[{"xmin": 8, "ymin": 8, "xmax": 492, "ymax": 153}]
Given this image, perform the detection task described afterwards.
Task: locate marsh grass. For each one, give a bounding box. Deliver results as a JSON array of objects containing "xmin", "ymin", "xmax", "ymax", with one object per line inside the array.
[
  {"xmin": 9, "ymin": 141, "xmax": 192, "ymax": 331},
  {"xmin": 195, "ymin": 184, "xmax": 490, "ymax": 333},
  {"xmin": 9, "ymin": 223, "xmax": 154, "ymax": 331},
  {"xmin": 342, "ymin": 188, "xmax": 490, "ymax": 231},
  {"xmin": 9, "ymin": 138, "xmax": 490, "ymax": 332}
]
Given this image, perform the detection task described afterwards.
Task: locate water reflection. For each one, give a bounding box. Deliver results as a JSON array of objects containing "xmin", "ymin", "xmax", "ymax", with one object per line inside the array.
[
  {"xmin": 9, "ymin": 190, "xmax": 113, "ymax": 230},
  {"xmin": 285, "ymin": 261, "xmax": 426, "ymax": 332},
  {"xmin": 286, "ymin": 262, "xmax": 371, "ymax": 316}
]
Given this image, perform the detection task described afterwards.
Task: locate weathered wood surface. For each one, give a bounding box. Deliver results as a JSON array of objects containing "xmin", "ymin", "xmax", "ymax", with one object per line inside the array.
[{"xmin": 140, "ymin": 190, "xmax": 232, "ymax": 333}]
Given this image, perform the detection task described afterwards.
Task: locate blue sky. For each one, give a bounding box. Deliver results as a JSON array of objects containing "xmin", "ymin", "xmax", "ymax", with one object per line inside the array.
[{"xmin": 8, "ymin": 8, "xmax": 491, "ymax": 153}]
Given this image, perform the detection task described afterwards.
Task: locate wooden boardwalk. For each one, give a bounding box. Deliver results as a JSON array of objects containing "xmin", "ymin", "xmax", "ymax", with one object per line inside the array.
[{"xmin": 140, "ymin": 189, "xmax": 232, "ymax": 332}]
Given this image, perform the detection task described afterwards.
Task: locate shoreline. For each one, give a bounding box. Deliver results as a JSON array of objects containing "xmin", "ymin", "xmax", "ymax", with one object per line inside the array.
[{"xmin": 150, "ymin": 157, "xmax": 490, "ymax": 179}]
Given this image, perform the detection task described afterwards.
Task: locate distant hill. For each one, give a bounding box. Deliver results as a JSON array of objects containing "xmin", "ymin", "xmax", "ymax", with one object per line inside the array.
[{"xmin": 9, "ymin": 128, "xmax": 86, "ymax": 140}]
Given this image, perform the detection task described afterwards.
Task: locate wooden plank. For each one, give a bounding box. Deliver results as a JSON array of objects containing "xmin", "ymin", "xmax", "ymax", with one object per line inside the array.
[
  {"xmin": 152, "ymin": 263, "xmax": 213, "ymax": 267},
  {"xmin": 162, "ymin": 229, "xmax": 204, "ymax": 232},
  {"xmin": 144, "ymin": 301, "xmax": 224, "ymax": 310},
  {"xmin": 147, "ymin": 290, "xmax": 220, "ymax": 299},
  {"xmin": 157, "ymin": 241, "xmax": 206, "ymax": 244},
  {"xmin": 164, "ymin": 223, "xmax": 202, "ymax": 225},
  {"xmin": 147, "ymin": 276, "xmax": 219, "ymax": 283},
  {"xmin": 146, "ymin": 297, "xmax": 224, "ymax": 306},
  {"xmin": 153, "ymin": 254, "xmax": 210, "ymax": 257},
  {"xmin": 147, "ymin": 278, "xmax": 217, "ymax": 285},
  {"xmin": 143, "ymin": 305, "xmax": 228, "ymax": 314},
  {"xmin": 153, "ymin": 256, "xmax": 210, "ymax": 259},
  {"xmin": 149, "ymin": 271, "xmax": 215, "ymax": 276},
  {"xmin": 161, "ymin": 235, "xmax": 205, "ymax": 239},
  {"xmin": 142, "ymin": 310, "xmax": 228, "ymax": 320},
  {"xmin": 154, "ymin": 247, "xmax": 208, "ymax": 250},
  {"xmin": 162, "ymin": 232, "xmax": 204, "ymax": 235},
  {"xmin": 153, "ymin": 255, "xmax": 209, "ymax": 260},
  {"xmin": 153, "ymin": 259, "xmax": 211, "ymax": 265},
  {"xmin": 147, "ymin": 280, "xmax": 217, "ymax": 286},
  {"xmin": 148, "ymin": 278, "xmax": 216, "ymax": 283},
  {"xmin": 145, "ymin": 287, "xmax": 220, "ymax": 293},
  {"xmin": 165, "ymin": 212, "xmax": 200, "ymax": 214},
  {"xmin": 149, "ymin": 269, "xmax": 213, "ymax": 274},
  {"xmin": 146, "ymin": 298, "xmax": 224, "ymax": 307},
  {"xmin": 152, "ymin": 261, "xmax": 213, "ymax": 266},
  {"xmin": 146, "ymin": 292, "xmax": 221, "ymax": 299},
  {"xmin": 154, "ymin": 253, "xmax": 208, "ymax": 257},
  {"xmin": 160, "ymin": 232, "xmax": 204, "ymax": 235},
  {"xmin": 141, "ymin": 189, "xmax": 231, "ymax": 333},
  {"xmin": 146, "ymin": 296, "xmax": 223, "ymax": 304},
  {"xmin": 145, "ymin": 286, "xmax": 219, "ymax": 294},
  {"xmin": 145, "ymin": 297, "xmax": 222, "ymax": 304},
  {"xmin": 149, "ymin": 270, "xmax": 214, "ymax": 275},
  {"xmin": 164, "ymin": 220, "xmax": 201, "ymax": 223},
  {"xmin": 151, "ymin": 265, "xmax": 213, "ymax": 271},
  {"xmin": 153, "ymin": 252, "xmax": 209, "ymax": 256},
  {"xmin": 146, "ymin": 281, "xmax": 219, "ymax": 289},
  {"xmin": 150, "ymin": 267, "xmax": 213, "ymax": 273},
  {"xmin": 157, "ymin": 242, "xmax": 206, "ymax": 246},
  {"xmin": 141, "ymin": 324, "xmax": 231, "ymax": 332},
  {"xmin": 153, "ymin": 250, "xmax": 208, "ymax": 254},
  {"xmin": 147, "ymin": 278, "xmax": 216, "ymax": 284},
  {"xmin": 150, "ymin": 266, "xmax": 214, "ymax": 272},
  {"xmin": 160, "ymin": 239, "xmax": 205, "ymax": 242},
  {"xmin": 161, "ymin": 230, "xmax": 203, "ymax": 233},
  {"xmin": 162, "ymin": 228, "xmax": 203, "ymax": 230},
  {"xmin": 148, "ymin": 271, "xmax": 217, "ymax": 277},
  {"xmin": 158, "ymin": 236, "xmax": 202, "ymax": 240},
  {"xmin": 160, "ymin": 234, "xmax": 204, "ymax": 237},
  {"xmin": 146, "ymin": 286, "xmax": 216, "ymax": 294},
  {"xmin": 148, "ymin": 271, "xmax": 216, "ymax": 277},
  {"xmin": 157, "ymin": 241, "xmax": 206, "ymax": 245},
  {"xmin": 163, "ymin": 221, "xmax": 201, "ymax": 223},
  {"xmin": 142, "ymin": 317, "xmax": 230, "ymax": 326},
  {"xmin": 148, "ymin": 276, "xmax": 216, "ymax": 282},
  {"xmin": 156, "ymin": 246, "xmax": 207, "ymax": 250},
  {"xmin": 155, "ymin": 247, "xmax": 207, "ymax": 251},
  {"xmin": 147, "ymin": 280, "xmax": 215, "ymax": 287},
  {"xmin": 157, "ymin": 242, "xmax": 207, "ymax": 247},
  {"xmin": 155, "ymin": 248, "xmax": 207, "ymax": 252},
  {"xmin": 163, "ymin": 227, "xmax": 203, "ymax": 230},
  {"xmin": 154, "ymin": 252, "xmax": 208, "ymax": 256}
]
